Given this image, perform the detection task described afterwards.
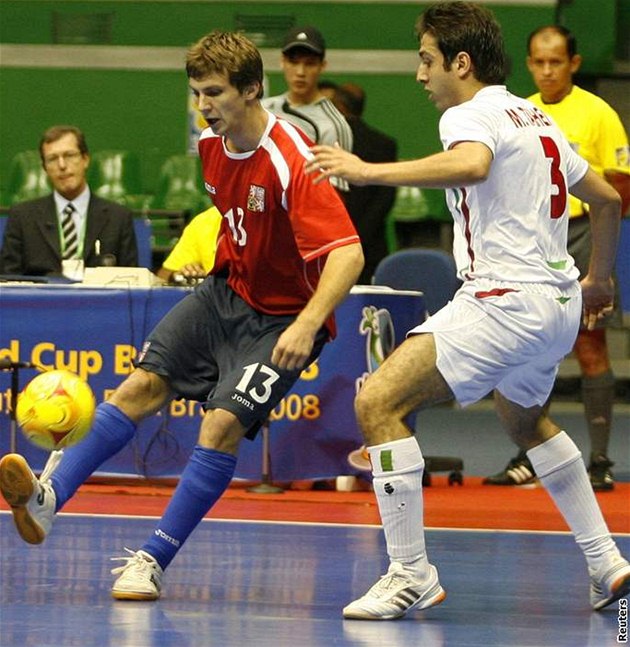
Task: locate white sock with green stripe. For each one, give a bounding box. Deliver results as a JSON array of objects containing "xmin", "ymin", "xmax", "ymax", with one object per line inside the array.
[{"xmin": 368, "ymin": 436, "xmax": 429, "ymax": 579}]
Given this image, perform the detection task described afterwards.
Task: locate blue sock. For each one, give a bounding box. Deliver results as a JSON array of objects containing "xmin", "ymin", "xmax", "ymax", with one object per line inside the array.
[
  {"xmin": 141, "ymin": 445, "xmax": 236, "ymax": 570},
  {"xmin": 51, "ymin": 402, "xmax": 136, "ymax": 511}
]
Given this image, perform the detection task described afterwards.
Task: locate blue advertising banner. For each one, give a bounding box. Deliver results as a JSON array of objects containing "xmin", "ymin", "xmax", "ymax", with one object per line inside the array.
[{"xmin": 0, "ymin": 284, "xmax": 425, "ymax": 481}]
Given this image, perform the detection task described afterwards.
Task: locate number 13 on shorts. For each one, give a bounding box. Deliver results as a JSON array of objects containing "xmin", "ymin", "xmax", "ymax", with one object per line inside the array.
[{"xmin": 235, "ymin": 362, "xmax": 280, "ymax": 404}]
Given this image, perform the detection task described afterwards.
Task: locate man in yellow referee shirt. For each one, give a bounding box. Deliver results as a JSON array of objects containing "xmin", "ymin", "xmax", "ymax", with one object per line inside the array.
[{"xmin": 484, "ymin": 25, "xmax": 630, "ymax": 491}]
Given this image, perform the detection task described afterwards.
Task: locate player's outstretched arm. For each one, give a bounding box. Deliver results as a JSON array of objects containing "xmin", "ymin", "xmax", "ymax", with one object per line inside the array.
[
  {"xmin": 305, "ymin": 142, "xmax": 492, "ymax": 189},
  {"xmin": 271, "ymin": 242, "xmax": 364, "ymax": 371}
]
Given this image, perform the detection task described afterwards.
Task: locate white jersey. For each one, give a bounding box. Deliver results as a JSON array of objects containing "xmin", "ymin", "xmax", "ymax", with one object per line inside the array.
[{"xmin": 440, "ymin": 85, "xmax": 588, "ymax": 291}]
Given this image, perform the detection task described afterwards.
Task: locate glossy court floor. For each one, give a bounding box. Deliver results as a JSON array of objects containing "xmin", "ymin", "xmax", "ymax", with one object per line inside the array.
[
  {"xmin": 1, "ymin": 400, "xmax": 629, "ymax": 646},
  {"xmin": 1, "ymin": 511, "xmax": 628, "ymax": 647}
]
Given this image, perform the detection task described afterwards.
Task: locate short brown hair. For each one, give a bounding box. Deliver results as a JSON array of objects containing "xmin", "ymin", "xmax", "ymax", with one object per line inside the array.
[
  {"xmin": 39, "ymin": 125, "xmax": 88, "ymax": 163},
  {"xmin": 186, "ymin": 31, "xmax": 264, "ymax": 99}
]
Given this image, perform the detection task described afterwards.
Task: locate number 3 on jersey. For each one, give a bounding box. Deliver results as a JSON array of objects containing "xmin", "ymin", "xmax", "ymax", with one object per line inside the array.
[
  {"xmin": 539, "ymin": 136, "xmax": 567, "ymax": 219},
  {"xmin": 225, "ymin": 207, "xmax": 247, "ymax": 246}
]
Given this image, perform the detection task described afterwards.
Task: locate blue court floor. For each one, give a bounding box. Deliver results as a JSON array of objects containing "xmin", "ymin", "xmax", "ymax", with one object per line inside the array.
[{"xmin": 1, "ymin": 513, "xmax": 628, "ymax": 646}]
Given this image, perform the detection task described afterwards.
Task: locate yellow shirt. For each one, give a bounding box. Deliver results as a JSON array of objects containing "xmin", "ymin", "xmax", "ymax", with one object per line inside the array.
[
  {"xmin": 162, "ymin": 206, "xmax": 222, "ymax": 272},
  {"xmin": 528, "ymin": 85, "xmax": 629, "ymax": 217}
]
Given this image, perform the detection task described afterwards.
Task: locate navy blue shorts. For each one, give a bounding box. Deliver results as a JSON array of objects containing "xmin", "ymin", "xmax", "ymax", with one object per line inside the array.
[{"xmin": 137, "ymin": 275, "xmax": 329, "ymax": 439}]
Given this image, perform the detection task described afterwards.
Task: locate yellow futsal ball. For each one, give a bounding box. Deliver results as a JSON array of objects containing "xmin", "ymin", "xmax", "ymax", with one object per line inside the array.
[{"xmin": 16, "ymin": 370, "xmax": 96, "ymax": 450}]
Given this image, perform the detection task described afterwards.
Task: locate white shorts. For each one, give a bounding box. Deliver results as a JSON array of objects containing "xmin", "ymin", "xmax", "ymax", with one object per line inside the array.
[{"xmin": 408, "ymin": 281, "xmax": 581, "ymax": 408}]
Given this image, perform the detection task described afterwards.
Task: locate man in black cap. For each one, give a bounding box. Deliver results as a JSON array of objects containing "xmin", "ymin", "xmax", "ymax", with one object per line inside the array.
[{"xmin": 263, "ymin": 25, "xmax": 353, "ymax": 192}]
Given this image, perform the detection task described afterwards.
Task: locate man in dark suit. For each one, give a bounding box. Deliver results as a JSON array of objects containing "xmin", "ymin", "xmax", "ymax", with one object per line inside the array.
[
  {"xmin": 332, "ymin": 83, "xmax": 398, "ymax": 284},
  {"xmin": 0, "ymin": 125, "xmax": 137, "ymax": 276}
]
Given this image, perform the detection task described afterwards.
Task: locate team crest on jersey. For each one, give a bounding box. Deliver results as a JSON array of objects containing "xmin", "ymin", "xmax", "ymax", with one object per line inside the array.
[
  {"xmin": 204, "ymin": 181, "xmax": 216, "ymax": 195},
  {"xmin": 247, "ymin": 184, "xmax": 265, "ymax": 212}
]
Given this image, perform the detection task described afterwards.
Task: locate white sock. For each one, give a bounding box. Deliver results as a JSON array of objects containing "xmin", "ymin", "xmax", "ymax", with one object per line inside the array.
[
  {"xmin": 527, "ymin": 431, "xmax": 618, "ymax": 571},
  {"xmin": 368, "ymin": 436, "xmax": 429, "ymax": 578}
]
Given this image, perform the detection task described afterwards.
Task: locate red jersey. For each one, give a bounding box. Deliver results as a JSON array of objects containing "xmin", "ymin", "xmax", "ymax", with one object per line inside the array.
[{"xmin": 198, "ymin": 112, "xmax": 359, "ymax": 327}]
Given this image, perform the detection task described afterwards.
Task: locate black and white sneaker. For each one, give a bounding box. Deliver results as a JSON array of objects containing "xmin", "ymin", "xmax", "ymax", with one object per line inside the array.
[
  {"xmin": 482, "ymin": 450, "xmax": 537, "ymax": 486},
  {"xmin": 343, "ymin": 562, "xmax": 446, "ymax": 620},
  {"xmin": 589, "ymin": 454, "xmax": 615, "ymax": 492}
]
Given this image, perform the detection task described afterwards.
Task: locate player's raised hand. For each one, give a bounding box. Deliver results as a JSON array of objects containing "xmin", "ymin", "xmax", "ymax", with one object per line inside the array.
[{"xmin": 305, "ymin": 143, "xmax": 370, "ymax": 186}]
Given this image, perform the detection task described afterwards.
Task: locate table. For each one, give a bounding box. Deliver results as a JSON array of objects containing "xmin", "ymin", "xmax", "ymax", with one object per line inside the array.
[{"xmin": 0, "ymin": 283, "xmax": 425, "ymax": 481}]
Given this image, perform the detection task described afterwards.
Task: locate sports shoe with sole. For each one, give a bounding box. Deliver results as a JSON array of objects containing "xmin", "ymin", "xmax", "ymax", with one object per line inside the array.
[
  {"xmin": 111, "ymin": 548, "xmax": 163, "ymax": 601},
  {"xmin": 590, "ymin": 554, "xmax": 630, "ymax": 610},
  {"xmin": 343, "ymin": 562, "xmax": 446, "ymax": 620},
  {"xmin": 482, "ymin": 450, "xmax": 537, "ymax": 486},
  {"xmin": 0, "ymin": 451, "xmax": 62, "ymax": 544},
  {"xmin": 589, "ymin": 454, "xmax": 615, "ymax": 492}
]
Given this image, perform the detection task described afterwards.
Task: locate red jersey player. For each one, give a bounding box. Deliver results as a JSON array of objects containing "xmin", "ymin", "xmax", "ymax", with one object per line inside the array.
[{"xmin": 0, "ymin": 30, "xmax": 363, "ymax": 602}]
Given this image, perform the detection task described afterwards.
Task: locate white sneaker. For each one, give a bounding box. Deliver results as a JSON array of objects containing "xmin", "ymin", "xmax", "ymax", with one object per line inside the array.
[
  {"xmin": 111, "ymin": 548, "xmax": 163, "ymax": 601},
  {"xmin": 0, "ymin": 451, "xmax": 61, "ymax": 544},
  {"xmin": 343, "ymin": 562, "xmax": 446, "ymax": 620},
  {"xmin": 590, "ymin": 553, "xmax": 630, "ymax": 610}
]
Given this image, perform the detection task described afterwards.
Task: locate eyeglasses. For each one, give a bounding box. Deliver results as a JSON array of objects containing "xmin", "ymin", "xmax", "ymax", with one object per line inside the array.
[{"xmin": 43, "ymin": 151, "xmax": 83, "ymax": 166}]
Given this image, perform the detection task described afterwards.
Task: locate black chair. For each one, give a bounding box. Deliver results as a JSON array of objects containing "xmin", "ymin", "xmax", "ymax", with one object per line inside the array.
[{"xmin": 373, "ymin": 248, "xmax": 464, "ymax": 486}]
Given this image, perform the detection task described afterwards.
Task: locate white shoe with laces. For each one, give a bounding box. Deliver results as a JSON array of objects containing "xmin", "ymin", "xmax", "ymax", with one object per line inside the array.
[
  {"xmin": 111, "ymin": 548, "xmax": 163, "ymax": 601},
  {"xmin": 0, "ymin": 450, "xmax": 62, "ymax": 544},
  {"xmin": 590, "ymin": 553, "xmax": 630, "ymax": 610},
  {"xmin": 343, "ymin": 562, "xmax": 446, "ymax": 620}
]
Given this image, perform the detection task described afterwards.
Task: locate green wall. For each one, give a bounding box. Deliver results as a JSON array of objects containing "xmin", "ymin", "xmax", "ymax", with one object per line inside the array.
[{"xmin": 0, "ymin": 1, "xmax": 617, "ymax": 197}]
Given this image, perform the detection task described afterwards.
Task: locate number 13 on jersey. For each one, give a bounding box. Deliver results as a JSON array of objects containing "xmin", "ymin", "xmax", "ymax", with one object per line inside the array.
[{"xmin": 225, "ymin": 207, "xmax": 247, "ymax": 246}]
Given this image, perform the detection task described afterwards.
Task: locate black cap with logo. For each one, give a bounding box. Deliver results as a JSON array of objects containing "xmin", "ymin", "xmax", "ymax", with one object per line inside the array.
[{"xmin": 281, "ymin": 26, "xmax": 326, "ymax": 57}]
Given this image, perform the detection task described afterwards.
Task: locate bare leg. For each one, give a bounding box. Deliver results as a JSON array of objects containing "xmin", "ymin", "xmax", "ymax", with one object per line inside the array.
[
  {"xmin": 356, "ymin": 333, "xmax": 452, "ymax": 445},
  {"xmin": 354, "ymin": 333, "xmax": 451, "ymax": 572},
  {"xmin": 342, "ymin": 334, "xmax": 451, "ymax": 619},
  {"xmin": 493, "ymin": 390, "xmax": 559, "ymax": 450},
  {"xmin": 354, "ymin": 334, "xmax": 450, "ymax": 569}
]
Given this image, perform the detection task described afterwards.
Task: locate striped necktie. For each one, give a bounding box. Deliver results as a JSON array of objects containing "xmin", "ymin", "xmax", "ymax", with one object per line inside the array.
[{"xmin": 61, "ymin": 203, "xmax": 79, "ymax": 260}]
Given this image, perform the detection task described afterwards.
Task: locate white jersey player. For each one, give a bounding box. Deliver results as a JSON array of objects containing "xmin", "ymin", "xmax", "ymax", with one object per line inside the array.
[
  {"xmin": 442, "ymin": 86, "xmax": 585, "ymax": 289},
  {"xmin": 307, "ymin": 0, "xmax": 628, "ymax": 622}
]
